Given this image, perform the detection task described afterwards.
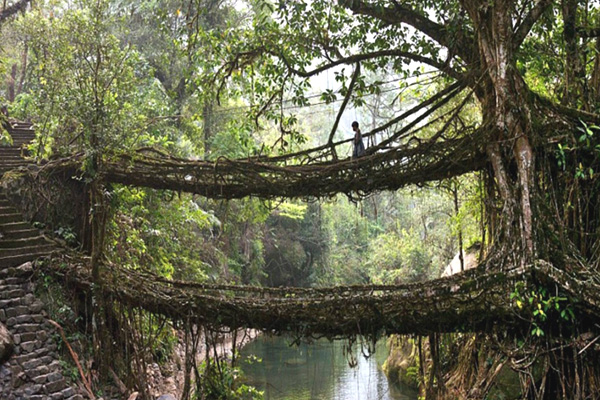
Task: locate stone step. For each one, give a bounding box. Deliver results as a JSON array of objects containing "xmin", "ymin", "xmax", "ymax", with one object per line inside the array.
[
  {"xmin": 0, "ymin": 286, "xmax": 26, "ymax": 299},
  {"xmin": 0, "ymin": 244, "xmax": 55, "ymax": 258},
  {"xmin": 0, "ymin": 221, "xmax": 33, "ymax": 233},
  {"xmin": 0, "ymin": 236, "xmax": 50, "ymax": 249},
  {"xmin": 4, "ymin": 139, "xmax": 34, "ymax": 145},
  {"xmin": 0, "ymin": 159, "xmax": 29, "ymax": 165},
  {"xmin": 0, "ymin": 251, "xmax": 54, "ymax": 269},
  {"xmin": 4, "ymin": 228, "xmax": 42, "ymax": 240},
  {"xmin": 6, "ymin": 131, "xmax": 34, "ymax": 135},
  {"xmin": 0, "ymin": 206, "xmax": 18, "ymax": 214},
  {"xmin": 0, "ymin": 146, "xmax": 24, "ymax": 151},
  {"xmin": 0, "ymin": 164, "xmax": 28, "ymax": 171},
  {"xmin": 0, "ymin": 160, "xmax": 27, "ymax": 164},
  {"xmin": 8, "ymin": 122, "xmax": 34, "ymax": 127},
  {"xmin": 8, "ymin": 127, "xmax": 35, "ymax": 136},
  {"xmin": 5, "ymin": 137, "xmax": 34, "ymax": 143},
  {"xmin": 0, "ymin": 156, "xmax": 25, "ymax": 161},
  {"xmin": 0, "ymin": 283, "xmax": 24, "ymax": 292},
  {"xmin": 5, "ymin": 131, "xmax": 33, "ymax": 135},
  {"xmin": 0, "ymin": 168, "xmax": 27, "ymax": 173},
  {"xmin": 6, "ymin": 133, "xmax": 34, "ymax": 137},
  {"xmin": 0, "ymin": 154, "xmax": 26, "ymax": 160},
  {"xmin": 0, "ymin": 136, "xmax": 32, "ymax": 144},
  {"xmin": 5, "ymin": 138, "xmax": 34, "ymax": 143},
  {"xmin": 0, "ymin": 146, "xmax": 25, "ymax": 151},
  {"xmin": 5, "ymin": 135, "xmax": 33, "ymax": 140},
  {"xmin": 0, "ymin": 213, "xmax": 23, "ymax": 224},
  {"xmin": 0, "ymin": 169, "xmax": 28, "ymax": 175},
  {"xmin": 9, "ymin": 122, "xmax": 33, "ymax": 128},
  {"xmin": 0, "ymin": 147, "xmax": 24, "ymax": 153},
  {"xmin": 9, "ymin": 127, "xmax": 32, "ymax": 132},
  {"xmin": 0, "ymin": 153, "xmax": 28, "ymax": 159},
  {"xmin": 4, "ymin": 143, "xmax": 31, "ymax": 148},
  {"xmin": 5, "ymin": 139, "xmax": 33, "ymax": 144}
]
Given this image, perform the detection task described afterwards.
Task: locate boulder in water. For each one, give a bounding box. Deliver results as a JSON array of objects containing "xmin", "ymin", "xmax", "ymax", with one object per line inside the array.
[
  {"xmin": 283, "ymin": 357, "xmax": 306, "ymax": 366},
  {"xmin": 156, "ymin": 395, "xmax": 177, "ymax": 400}
]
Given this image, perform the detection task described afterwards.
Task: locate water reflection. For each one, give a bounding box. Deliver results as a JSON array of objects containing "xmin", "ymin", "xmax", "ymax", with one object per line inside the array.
[{"xmin": 239, "ymin": 336, "xmax": 418, "ymax": 400}]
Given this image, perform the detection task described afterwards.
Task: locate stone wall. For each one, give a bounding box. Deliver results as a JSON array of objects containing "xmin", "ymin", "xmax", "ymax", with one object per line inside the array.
[{"xmin": 0, "ymin": 262, "xmax": 83, "ymax": 400}]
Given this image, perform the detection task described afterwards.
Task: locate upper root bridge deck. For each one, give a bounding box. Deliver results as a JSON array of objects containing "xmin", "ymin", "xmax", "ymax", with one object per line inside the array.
[{"xmin": 33, "ymin": 132, "xmax": 486, "ymax": 200}]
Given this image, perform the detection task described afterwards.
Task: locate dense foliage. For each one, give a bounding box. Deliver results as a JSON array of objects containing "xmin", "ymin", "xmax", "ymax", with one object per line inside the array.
[
  {"xmin": 5, "ymin": 0, "xmax": 600, "ymax": 398},
  {"xmin": 0, "ymin": 0, "xmax": 479, "ymax": 289}
]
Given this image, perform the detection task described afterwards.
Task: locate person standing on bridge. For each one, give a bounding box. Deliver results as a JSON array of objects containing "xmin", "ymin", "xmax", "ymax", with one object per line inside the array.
[{"xmin": 352, "ymin": 121, "xmax": 365, "ymax": 159}]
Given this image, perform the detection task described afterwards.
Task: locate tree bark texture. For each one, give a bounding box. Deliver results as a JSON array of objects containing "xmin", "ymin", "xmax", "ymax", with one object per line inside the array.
[{"xmin": 463, "ymin": 0, "xmax": 536, "ymax": 261}]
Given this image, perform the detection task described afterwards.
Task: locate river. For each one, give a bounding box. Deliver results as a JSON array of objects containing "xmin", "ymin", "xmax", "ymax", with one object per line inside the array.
[{"xmin": 239, "ymin": 335, "xmax": 418, "ymax": 400}]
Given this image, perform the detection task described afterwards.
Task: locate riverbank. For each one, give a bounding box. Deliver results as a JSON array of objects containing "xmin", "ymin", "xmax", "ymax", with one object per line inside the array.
[{"xmin": 147, "ymin": 328, "xmax": 260, "ymax": 399}]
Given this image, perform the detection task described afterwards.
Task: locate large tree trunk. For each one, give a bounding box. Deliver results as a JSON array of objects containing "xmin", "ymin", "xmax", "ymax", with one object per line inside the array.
[
  {"xmin": 463, "ymin": 0, "xmax": 536, "ymax": 265},
  {"xmin": 17, "ymin": 41, "xmax": 28, "ymax": 96},
  {"xmin": 7, "ymin": 64, "xmax": 16, "ymax": 102}
]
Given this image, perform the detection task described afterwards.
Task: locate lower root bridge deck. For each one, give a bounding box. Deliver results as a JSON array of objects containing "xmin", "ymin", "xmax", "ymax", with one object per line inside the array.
[{"xmin": 39, "ymin": 256, "xmax": 600, "ymax": 338}]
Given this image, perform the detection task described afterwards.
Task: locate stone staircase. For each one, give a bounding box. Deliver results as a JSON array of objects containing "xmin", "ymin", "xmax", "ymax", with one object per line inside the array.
[
  {"xmin": 0, "ymin": 195, "xmax": 56, "ymax": 269},
  {"xmin": 0, "ymin": 121, "xmax": 83, "ymax": 400},
  {"xmin": 0, "ymin": 122, "xmax": 35, "ymax": 176},
  {"xmin": 0, "ymin": 121, "xmax": 56, "ymax": 269}
]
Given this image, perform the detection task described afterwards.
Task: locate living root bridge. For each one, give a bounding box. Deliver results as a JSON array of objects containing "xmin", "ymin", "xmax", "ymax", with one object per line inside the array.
[
  {"xmin": 39, "ymin": 256, "xmax": 599, "ymax": 338},
  {"xmin": 37, "ymin": 134, "xmax": 485, "ymax": 200}
]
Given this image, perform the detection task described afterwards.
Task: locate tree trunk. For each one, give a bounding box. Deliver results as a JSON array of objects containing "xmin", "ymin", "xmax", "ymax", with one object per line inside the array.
[
  {"xmin": 591, "ymin": 37, "xmax": 600, "ymax": 101},
  {"xmin": 463, "ymin": 0, "xmax": 536, "ymax": 264},
  {"xmin": 452, "ymin": 183, "xmax": 464, "ymax": 271},
  {"xmin": 203, "ymin": 99, "xmax": 213, "ymax": 159},
  {"xmin": 7, "ymin": 64, "xmax": 16, "ymax": 102},
  {"xmin": 17, "ymin": 41, "xmax": 27, "ymax": 96},
  {"xmin": 562, "ymin": 0, "xmax": 582, "ymax": 106}
]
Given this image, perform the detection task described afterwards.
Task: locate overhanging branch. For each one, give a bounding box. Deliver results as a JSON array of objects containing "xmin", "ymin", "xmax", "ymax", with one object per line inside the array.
[
  {"xmin": 338, "ymin": 0, "xmax": 475, "ymax": 64},
  {"xmin": 282, "ymin": 49, "xmax": 463, "ymax": 80},
  {"xmin": 513, "ymin": 0, "xmax": 553, "ymax": 49},
  {"xmin": 327, "ymin": 62, "xmax": 361, "ymax": 156},
  {"xmin": 577, "ymin": 27, "xmax": 600, "ymax": 38},
  {"xmin": 0, "ymin": 0, "xmax": 31, "ymax": 23}
]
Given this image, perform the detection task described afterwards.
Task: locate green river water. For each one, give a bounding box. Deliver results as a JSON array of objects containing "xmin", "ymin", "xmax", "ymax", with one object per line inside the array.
[{"xmin": 239, "ymin": 335, "xmax": 418, "ymax": 400}]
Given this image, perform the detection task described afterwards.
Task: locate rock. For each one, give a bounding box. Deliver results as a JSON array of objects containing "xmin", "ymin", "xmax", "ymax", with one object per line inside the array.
[
  {"xmin": 156, "ymin": 395, "xmax": 176, "ymax": 400},
  {"xmin": 0, "ymin": 322, "xmax": 14, "ymax": 365},
  {"xmin": 15, "ymin": 262, "xmax": 33, "ymax": 274}
]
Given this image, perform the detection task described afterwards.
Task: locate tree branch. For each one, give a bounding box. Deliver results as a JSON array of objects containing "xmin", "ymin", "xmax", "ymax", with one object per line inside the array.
[
  {"xmin": 338, "ymin": 0, "xmax": 475, "ymax": 63},
  {"xmin": 0, "ymin": 0, "xmax": 30, "ymax": 24},
  {"xmin": 281, "ymin": 49, "xmax": 463, "ymax": 80},
  {"xmin": 577, "ymin": 27, "xmax": 600, "ymax": 38},
  {"xmin": 368, "ymin": 80, "xmax": 466, "ymax": 141},
  {"xmin": 245, "ymin": 80, "xmax": 465, "ymax": 164},
  {"xmin": 327, "ymin": 62, "xmax": 360, "ymax": 154},
  {"xmin": 513, "ymin": 0, "xmax": 554, "ymax": 50}
]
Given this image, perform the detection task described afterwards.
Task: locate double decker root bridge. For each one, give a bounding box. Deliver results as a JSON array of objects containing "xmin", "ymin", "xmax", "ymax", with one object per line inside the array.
[{"xmin": 0, "ymin": 101, "xmax": 594, "ymax": 339}]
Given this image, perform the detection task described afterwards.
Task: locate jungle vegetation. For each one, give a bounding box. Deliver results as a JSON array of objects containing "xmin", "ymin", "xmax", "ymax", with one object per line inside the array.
[{"xmin": 2, "ymin": 0, "xmax": 600, "ymax": 399}]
